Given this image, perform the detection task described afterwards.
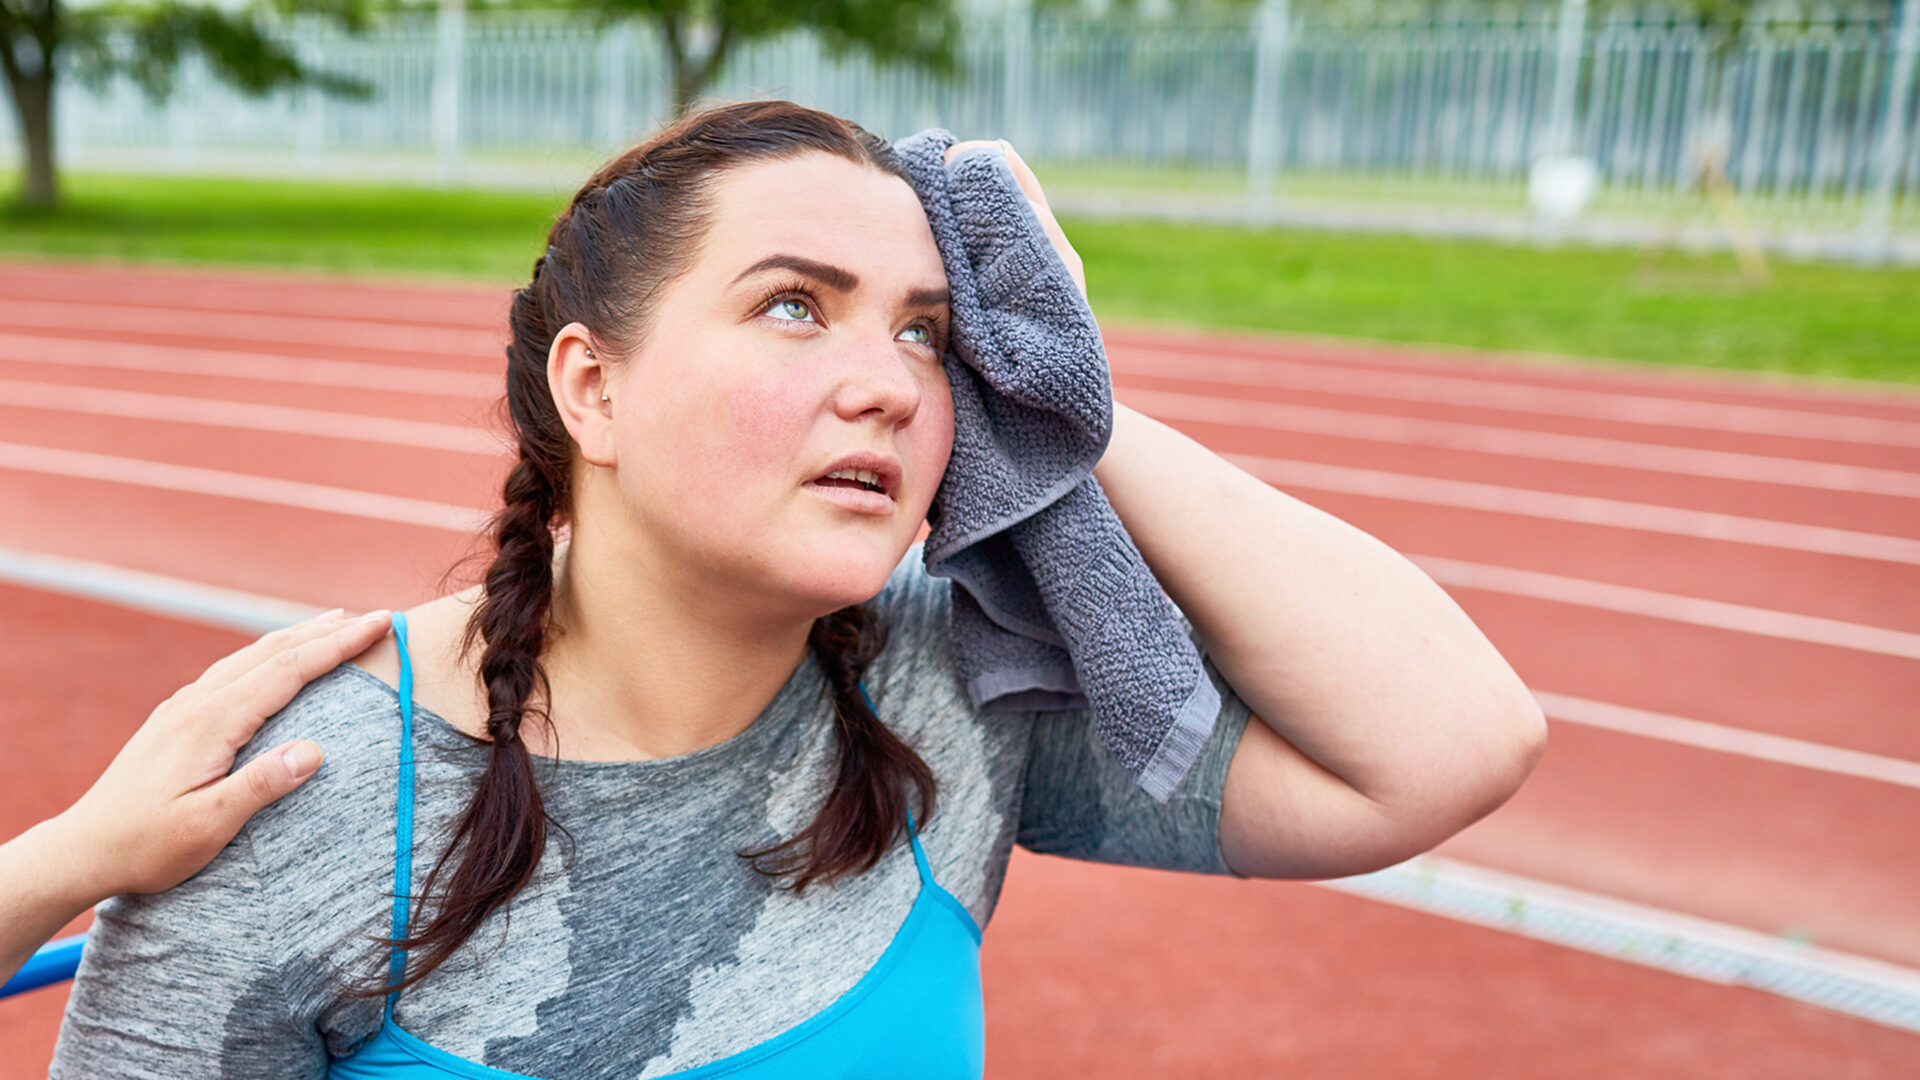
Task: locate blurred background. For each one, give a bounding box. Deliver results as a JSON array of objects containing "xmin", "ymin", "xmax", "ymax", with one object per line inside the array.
[
  {"xmin": 5, "ymin": 0, "xmax": 1920, "ymax": 376},
  {"xmin": 1, "ymin": 0, "xmax": 1917, "ymax": 1074}
]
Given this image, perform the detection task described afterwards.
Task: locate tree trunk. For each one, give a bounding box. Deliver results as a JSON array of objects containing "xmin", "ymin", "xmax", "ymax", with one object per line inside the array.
[
  {"xmin": 660, "ymin": 14, "xmax": 734, "ymax": 119},
  {"xmin": 1, "ymin": 11, "xmax": 60, "ymax": 210},
  {"xmin": 11, "ymin": 65, "xmax": 57, "ymax": 208},
  {"xmin": 671, "ymin": 61, "xmax": 700, "ymax": 118}
]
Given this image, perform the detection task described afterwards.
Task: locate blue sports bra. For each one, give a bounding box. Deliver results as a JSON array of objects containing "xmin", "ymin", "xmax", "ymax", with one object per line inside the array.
[{"xmin": 330, "ymin": 612, "xmax": 986, "ymax": 1079}]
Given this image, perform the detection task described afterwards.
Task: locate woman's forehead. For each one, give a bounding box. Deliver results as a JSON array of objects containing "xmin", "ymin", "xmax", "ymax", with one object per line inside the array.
[{"xmin": 701, "ymin": 154, "xmax": 948, "ymax": 298}]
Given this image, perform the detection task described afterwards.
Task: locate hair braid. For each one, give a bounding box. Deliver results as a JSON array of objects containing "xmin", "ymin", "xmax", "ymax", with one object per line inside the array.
[
  {"xmin": 373, "ymin": 284, "xmax": 572, "ymax": 995},
  {"xmin": 738, "ymin": 605, "xmax": 938, "ymax": 892}
]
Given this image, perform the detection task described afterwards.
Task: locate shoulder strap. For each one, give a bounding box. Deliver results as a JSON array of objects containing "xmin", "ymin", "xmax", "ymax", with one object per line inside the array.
[
  {"xmin": 385, "ymin": 611, "xmax": 417, "ymax": 1019},
  {"xmin": 860, "ymin": 678, "xmax": 933, "ymax": 886}
]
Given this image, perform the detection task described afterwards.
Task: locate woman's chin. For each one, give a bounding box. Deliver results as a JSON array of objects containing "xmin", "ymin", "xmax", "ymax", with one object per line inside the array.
[{"xmin": 772, "ymin": 537, "xmax": 911, "ymax": 612}]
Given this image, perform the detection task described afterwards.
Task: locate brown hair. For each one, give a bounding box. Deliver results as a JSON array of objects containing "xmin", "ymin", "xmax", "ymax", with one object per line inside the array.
[{"xmin": 380, "ymin": 100, "xmax": 939, "ymax": 995}]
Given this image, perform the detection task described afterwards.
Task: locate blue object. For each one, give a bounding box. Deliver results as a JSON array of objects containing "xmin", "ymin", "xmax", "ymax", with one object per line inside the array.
[
  {"xmin": 329, "ymin": 611, "xmax": 985, "ymax": 1078},
  {"xmin": 1, "ymin": 932, "xmax": 87, "ymax": 999}
]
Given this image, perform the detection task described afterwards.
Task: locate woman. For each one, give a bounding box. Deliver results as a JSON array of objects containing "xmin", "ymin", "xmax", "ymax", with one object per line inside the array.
[{"xmin": 51, "ymin": 100, "xmax": 1545, "ymax": 1077}]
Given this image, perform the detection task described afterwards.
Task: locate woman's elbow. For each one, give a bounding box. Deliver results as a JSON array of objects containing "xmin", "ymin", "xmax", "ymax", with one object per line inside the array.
[{"xmin": 1463, "ymin": 683, "xmax": 1550, "ymax": 821}]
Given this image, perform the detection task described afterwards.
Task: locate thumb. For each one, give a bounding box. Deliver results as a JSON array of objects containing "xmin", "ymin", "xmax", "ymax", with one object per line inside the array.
[{"xmin": 206, "ymin": 740, "xmax": 324, "ymax": 830}]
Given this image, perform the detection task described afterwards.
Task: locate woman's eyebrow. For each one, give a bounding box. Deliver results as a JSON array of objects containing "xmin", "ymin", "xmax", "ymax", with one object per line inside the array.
[
  {"xmin": 907, "ymin": 285, "xmax": 952, "ymax": 310},
  {"xmin": 731, "ymin": 253, "xmax": 949, "ymax": 309}
]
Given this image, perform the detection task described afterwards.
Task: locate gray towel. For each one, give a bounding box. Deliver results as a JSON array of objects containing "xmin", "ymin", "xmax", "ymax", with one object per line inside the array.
[{"xmin": 891, "ymin": 128, "xmax": 1221, "ymax": 803}]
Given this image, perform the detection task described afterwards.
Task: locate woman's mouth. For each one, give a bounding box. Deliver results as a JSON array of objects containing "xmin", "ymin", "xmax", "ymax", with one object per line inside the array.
[
  {"xmin": 817, "ymin": 467, "xmax": 886, "ymax": 493},
  {"xmin": 803, "ymin": 470, "xmax": 895, "ymax": 516}
]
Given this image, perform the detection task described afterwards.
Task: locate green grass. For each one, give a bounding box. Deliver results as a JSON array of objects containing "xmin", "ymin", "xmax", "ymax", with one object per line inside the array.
[
  {"xmin": 1070, "ymin": 219, "xmax": 1920, "ymax": 386},
  {"xmin": 5, "ymin": 172, "xmax": 1918, "ymax": 386},
  {"xmin": 0, "ymin": 174, "xmax": 568, "ymax": 282}
]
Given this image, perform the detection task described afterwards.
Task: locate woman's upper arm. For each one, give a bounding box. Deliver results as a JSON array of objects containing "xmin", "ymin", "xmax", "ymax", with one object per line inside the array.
[
  {"xmin": 49, "ymin": 827, "xmax": 326, "ymax": 1079},
  {"xmin": 1214, "ymin": 710, "xmax": 1412, "ymax": 880},
  {"xmin": 1217, "ymin": 696, "xmax": 1547, "ymax": 881}
]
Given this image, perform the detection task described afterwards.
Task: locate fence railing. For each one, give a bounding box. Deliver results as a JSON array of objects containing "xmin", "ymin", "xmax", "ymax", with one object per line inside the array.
[{"xmin": 9, "ymin": 2, "xmax": 1919, "ymax": 258}]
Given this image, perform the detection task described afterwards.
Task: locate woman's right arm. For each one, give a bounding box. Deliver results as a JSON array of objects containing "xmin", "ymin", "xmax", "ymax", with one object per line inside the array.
[{"xmin": 0, "ymin": 610, "xmax": 389, "ymax": 989}]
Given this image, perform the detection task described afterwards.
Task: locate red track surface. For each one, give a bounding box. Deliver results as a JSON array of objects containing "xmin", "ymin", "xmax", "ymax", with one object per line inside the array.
[{"xmin": 2, "ymin": 261, "xmax": 1916, "ymax": 1076}]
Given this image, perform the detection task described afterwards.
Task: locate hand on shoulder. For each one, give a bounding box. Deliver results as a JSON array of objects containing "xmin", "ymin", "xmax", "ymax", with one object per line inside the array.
[
  {"xmin": 1, "ymin": 608, "xmax": 393, "ymax": 989},
  {"xmin": 52, "ymin": 608, "xmax": 392, "ymax": 899}
]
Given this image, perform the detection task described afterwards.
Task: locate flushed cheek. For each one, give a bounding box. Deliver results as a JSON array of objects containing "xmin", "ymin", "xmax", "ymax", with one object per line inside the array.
[
  {"xmin": 905, "ymin": 385, "xmax": 956, "ymax": 514},
  {"xmin": 645, "ymin": 375, "xmax": 814, "ymax": 528}
]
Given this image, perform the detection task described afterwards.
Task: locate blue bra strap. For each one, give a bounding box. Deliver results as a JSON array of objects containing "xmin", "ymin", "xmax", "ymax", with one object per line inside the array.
[
  {"xmin": 386, "ymin": 611, "xmax": 417, "ymax": 1020},
  {"xmin": 859, "ymin": 679, "xmax": 932, "ymax": 885}
]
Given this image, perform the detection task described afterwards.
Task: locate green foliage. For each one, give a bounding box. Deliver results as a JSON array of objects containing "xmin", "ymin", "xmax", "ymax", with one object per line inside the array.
[
  {"xmin": 587, "ymin": 0, "xmax": 966, "ymax": 85},
  {"xmin": 790, "ymin": 0, "xmax": 964, "ymax": 79},
  {"xmin": 63, "ymin": 2, "xmax": 371, "ymax": 103},
  {"xmin": 2, "ymin": 0, "xmax": 374, "ymax": 204}
]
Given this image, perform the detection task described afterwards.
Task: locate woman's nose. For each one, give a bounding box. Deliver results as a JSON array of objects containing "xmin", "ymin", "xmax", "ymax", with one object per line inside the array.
[{"xmin": 834, "ymin": 326, "xmax": 924, "ymax": 426}]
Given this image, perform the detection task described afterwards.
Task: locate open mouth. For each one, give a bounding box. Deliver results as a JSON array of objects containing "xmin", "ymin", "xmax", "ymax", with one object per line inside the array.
[{"xmin": 814, "ymin": 467, "xmax": 887, "ymax": 495}]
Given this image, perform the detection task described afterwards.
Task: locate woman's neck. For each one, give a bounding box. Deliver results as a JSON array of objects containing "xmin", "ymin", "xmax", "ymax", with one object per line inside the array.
[{"xmin": 533, "ymin": 531, "xmax": 815, "ymax": 763}]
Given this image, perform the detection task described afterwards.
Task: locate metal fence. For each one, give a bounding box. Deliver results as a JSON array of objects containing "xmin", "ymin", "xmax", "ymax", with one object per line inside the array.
[{"xmin": 13, "ymin": 1, "xmax": 1920, "ymax": 258}]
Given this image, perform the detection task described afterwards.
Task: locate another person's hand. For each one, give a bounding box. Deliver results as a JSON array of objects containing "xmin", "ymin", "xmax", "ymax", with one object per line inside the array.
[
  {"xmin": 946, "ymin": 138, "xmax": 1087, "ymax": 302},
  {"xmin": 57, "ymin": 607, "xmax": 391, "ymax": 895},
  {"xmin": 0, "ymin": 608, "xmax": 390, "ymax": 986}
]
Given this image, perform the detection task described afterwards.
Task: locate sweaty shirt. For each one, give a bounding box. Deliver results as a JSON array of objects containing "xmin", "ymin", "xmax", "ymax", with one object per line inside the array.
[{"xmin": 50, "ymin": 548, "xmax": 1253, "ymax": 1079}]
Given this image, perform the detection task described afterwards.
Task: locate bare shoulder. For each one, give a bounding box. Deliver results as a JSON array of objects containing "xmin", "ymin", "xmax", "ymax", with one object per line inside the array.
[
  {"xmin": 346, "ymin": 587, "xmax": 488, "ymax": 737},
  {"xmin": 347, "ymin": 628, "xmax": 401, "ymax": 687}
]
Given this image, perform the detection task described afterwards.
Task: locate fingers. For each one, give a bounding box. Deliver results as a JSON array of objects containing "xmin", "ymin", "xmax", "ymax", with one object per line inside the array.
[
  {"xmin": 995, "ymin": 140, "xmax": 1052, "ymax": 212},
  {"xmin": 194, "ymin": 608, "xmax": 357, "ymax": 693},
  {"xmin": 198, "ymin": 739, "xmax": 324, "ymax": 840},
  {"xmin": 207, "ymin": 611, "xmax": 390, "ymax": 748},
  {"xmin": 943, "ymin": 138, "xmax": 999, "ymax": 165}
]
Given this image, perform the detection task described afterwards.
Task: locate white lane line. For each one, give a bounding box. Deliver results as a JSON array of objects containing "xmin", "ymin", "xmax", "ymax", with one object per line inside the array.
[
  {"xmin": 1119, "ymin": 330, "xmax": 1920, "ymax": 415},
  {"xmin": 7, "ymin": 541, "xmax": 1914, "ymax": 1032},
  {"xmin": 0, "ymin": 378, "xmax": 504, "ymax": 453},
  {"xmin": 1228, "ymin": 453, "xmax": 1920, "ymax": 566},
  {"xmin": 1534, "ymin": 691, "xmax": 1920, "ymax": 790},
  {"xmin": 1123, "ymin": 386, "xmax": 1920, "ymax": 498},
  {"xmin": 1115, "ymin": 348, "xmax": 1920, "ymax": 448},
  {"xmin": 6, "ymin": 544, "xmax": 1909, "ymax": 791},
  {"xmin": 0, "ymin": 442, "xmax": 485, "ymax": 532},
  {"xmin": 0, "ymin": 332, "xmax": 497, "ymax": 397},
  {"xmin": 0, "ymin": 545, "xmax": 323, "ymax": 633},
  {"xmin": 1414, "ymin": 555, "xmax": 1920, "ymax": 659},
  {"xmin": 6, "ymin": 437, "xmax": 1914, "ymax": 649},
  {"xmin": 1320, "ymin": 854, "xmax": 1920, "ymax": 1034},
  {"xmin": 0, "ymin": 298, "xmax": 499, "ymax": 358}
]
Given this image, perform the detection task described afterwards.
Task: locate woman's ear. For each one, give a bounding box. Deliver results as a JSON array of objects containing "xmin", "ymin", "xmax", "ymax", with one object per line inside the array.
[{"xmin": 548, "ymin": 321, "xmax": 618, "ymax": 468}]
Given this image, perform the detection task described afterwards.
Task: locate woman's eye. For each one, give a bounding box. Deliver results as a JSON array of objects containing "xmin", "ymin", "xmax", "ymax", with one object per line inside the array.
[
  {"xmin": 899, "ymin": 325, "xmax": 932, "ymax": 347},
  {"xmin": 766, "ymin": 297, "xmax": 814, "ymax": 323}
]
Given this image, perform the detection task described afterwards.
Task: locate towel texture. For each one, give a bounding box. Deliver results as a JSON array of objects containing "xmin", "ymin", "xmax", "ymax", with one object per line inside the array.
[{"xmin": 891, "ymin": 128, "xmax": 1220, "ymax": 803}]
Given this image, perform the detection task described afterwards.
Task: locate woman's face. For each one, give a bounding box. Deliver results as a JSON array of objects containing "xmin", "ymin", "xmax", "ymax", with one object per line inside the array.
[{"xmin": 607, "ymin": 150, "xmax": 955, "ymax": 616}]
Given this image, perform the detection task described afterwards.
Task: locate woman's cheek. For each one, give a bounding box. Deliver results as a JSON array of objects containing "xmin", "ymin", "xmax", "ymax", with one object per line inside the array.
[
  {"xmin": 626, "ymin": 388, "xmax": 733, "ymax": 510},
  {"xmin": 912, "ymin": 376, "xmax": 956, "ymax": 508},
  {"xmin": 713, "ymin": 376, "xmax": 813, "ymax": 492}
]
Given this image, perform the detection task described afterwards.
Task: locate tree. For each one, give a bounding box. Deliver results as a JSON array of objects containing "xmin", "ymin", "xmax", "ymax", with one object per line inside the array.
[
  {"xmin": 583, "ymin": 0, "xmax": 965, "ymax": 118},
  {"xmin": 0, "ymin": 0, "xmax": 367, "ymax": 209}
]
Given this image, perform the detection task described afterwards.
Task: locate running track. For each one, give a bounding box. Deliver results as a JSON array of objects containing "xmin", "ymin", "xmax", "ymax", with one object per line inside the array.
[{"xmin": 0, "ymin": 262, "xmax": 1916, "ymax": 1077}]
